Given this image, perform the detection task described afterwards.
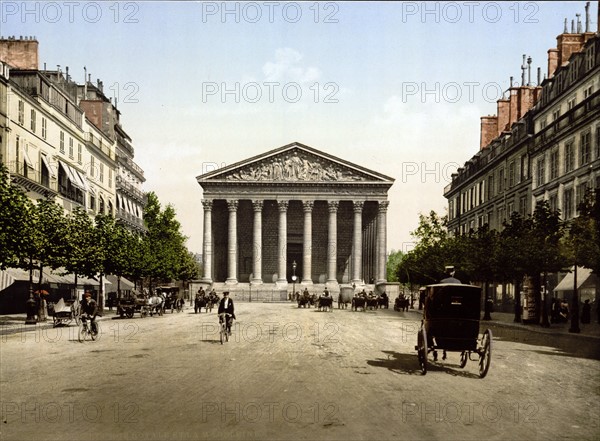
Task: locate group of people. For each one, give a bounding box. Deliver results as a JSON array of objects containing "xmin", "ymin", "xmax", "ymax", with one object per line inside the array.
[{"xmin": 551, "ymin": 297, "xmax": 593, "ymax": 324}]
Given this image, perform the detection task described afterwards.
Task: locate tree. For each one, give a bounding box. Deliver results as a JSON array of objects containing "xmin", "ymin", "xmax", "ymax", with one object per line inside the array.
[
  {"xmin": 0, "ymin": 163, "xmax": 32, "ymax": 269},
  {"xmin": 63, "ymin": 207, "xmax": 98, "ymax": 297},
  {"xmin": 386, "ymin": 250, "xmax": 403, "ymax": 282}
]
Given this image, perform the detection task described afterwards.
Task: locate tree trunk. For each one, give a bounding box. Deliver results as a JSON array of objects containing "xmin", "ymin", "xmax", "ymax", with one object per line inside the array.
[
  {"xmin": 483, "ymin": 280, "xmax": 492, "ymax": 320},
  {"xmin": 533, "ymin": 273, "xmax": 542, "ymax": 324},
  {"xmin": 513, "ymin": 278, "xmax": 522, "ymax": 323},
  {"xmin": 37, "ymin": 263, "xmax": 45, "ymax": 321},
  {"xmin": 541, "ymin": 271, "xmax": 550, "ymax": 327}
]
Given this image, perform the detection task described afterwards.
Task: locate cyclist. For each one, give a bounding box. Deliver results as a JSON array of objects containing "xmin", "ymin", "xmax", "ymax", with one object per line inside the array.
[
  {"xmin": 80, "ymin": 291, "xmax": 98, "ymax": 335},
  {"xmin": 217, "ymin": 291, "xmax": 235, "ymax": 335}
]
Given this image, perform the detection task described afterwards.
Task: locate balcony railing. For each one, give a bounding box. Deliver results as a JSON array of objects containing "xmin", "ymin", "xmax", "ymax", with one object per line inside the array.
[
  {"xmin": 7, "ymin": 161, "xmax": 59, "ymax": 197},
  {"xmin": 85, "ymin": 132, "xmax": 115, "ymax": 161},
  {"xmin": 117, "ymin": 155, "xmax": 145, "ymax": 178},
  {"xmin": 115, "ymin": 175, "xmax": 146, "ymax": 202},
  {"xmin": 116, "ymin": 208, "xmax": 144, "ymax": 227}
]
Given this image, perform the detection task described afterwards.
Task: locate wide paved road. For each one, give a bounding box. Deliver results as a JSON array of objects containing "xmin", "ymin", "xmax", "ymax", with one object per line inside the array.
[{"xmin": 1, "ymin": 302, "xmax": 599, "ymax": 441}]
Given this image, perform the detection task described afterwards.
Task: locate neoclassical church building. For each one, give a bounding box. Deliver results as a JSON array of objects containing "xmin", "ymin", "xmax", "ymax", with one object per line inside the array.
[{"xmin": 196, "ymin": 142, "xmax": 394, "ymax": 293}]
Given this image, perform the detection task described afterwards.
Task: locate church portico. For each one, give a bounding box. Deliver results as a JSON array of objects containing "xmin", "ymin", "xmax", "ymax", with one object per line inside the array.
[{"xmin": 196, "ymin": 142, "xmax": 394, "ymax": 293}]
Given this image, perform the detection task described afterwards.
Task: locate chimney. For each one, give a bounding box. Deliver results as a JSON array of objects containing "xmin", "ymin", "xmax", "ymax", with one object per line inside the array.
[
  {"xmin": 0, "ymin": 36, "xmax": 39, "ymax": 69},
  {"xmin": 480, "ymin": 116, "xmax": 498, "ymax": 150},
  {"xmin": 497, "ymin": 98, "xmax": 510, "ymax": 134},
  {"xmin": 84, "ymin": 66, "xmax": 88, "ymax": 99},
  {"xmin": 547, "ymin": 48, "xmax": 559, "ymax": 77}
]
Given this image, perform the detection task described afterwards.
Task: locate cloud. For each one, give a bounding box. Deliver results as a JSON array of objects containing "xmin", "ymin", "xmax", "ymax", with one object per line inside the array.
[{"xmin": 262, "ymin": 47, "xmax": 321, "ymax": 83}]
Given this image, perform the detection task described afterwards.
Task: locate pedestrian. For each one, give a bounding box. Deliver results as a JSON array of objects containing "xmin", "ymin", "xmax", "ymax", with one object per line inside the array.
[{"xmin": 581, "ymin": 299, "xmax": 591, "ymax": 324}]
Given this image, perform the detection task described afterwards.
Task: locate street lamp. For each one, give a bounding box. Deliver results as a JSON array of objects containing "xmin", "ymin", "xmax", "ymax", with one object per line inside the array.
[{"xmin": 292, "ymin": 260, "xmax": 297, "ymax": 299}]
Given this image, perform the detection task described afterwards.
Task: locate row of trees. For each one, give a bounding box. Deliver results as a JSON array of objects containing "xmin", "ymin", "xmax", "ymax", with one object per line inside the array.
[
  {"xmin": 391, "ymin": 191, "xmax": 599, "ymax": 326},
  {"xmin": 0, "ymin": 163, "xmax": 200, "ymax": 304}
]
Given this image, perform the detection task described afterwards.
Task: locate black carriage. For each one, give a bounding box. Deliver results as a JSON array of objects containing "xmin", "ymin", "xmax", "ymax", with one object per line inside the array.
[
  {"xmin": 415, "ymin": 284, "xmax": 492, "ymax": 378},
  {"xmin": 159, "ymin": 287, "xmax": 183, "ymax": 313}
]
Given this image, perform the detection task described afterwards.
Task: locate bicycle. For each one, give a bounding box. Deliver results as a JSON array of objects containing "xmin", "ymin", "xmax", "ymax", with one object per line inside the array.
[
  {"xmin": 78, "ymin": 315, "xmax": 99, "ymax": 342},
  {"xmin": 218, "ymin": 313, "xmax": 232, "ymax": 344}
]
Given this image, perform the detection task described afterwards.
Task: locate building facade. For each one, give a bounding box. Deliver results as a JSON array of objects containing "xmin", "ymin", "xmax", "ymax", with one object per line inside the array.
[
  {"xmin": 197, "ymin": 142, "xmax": 394, "ymax": 292},
  {"xmin": 445, "ymin": 9, "xmax": 599, "ymax": 235},
  {"xmin": 0, "ymin": 36, "xmax": 146, "ymax": 230}
]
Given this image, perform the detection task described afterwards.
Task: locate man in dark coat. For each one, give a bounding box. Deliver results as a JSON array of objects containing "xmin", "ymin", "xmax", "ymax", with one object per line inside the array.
[
  {"xmin": 218, "ymin": 292, "xmax": 235, "ymax": 334},
  {"xmin": 80, "ymin": 291, "xmax": 99, "ymax": 334},
  {"xmin": 440, "ymin": 266, "xmax": 462, "ymax": 284}
]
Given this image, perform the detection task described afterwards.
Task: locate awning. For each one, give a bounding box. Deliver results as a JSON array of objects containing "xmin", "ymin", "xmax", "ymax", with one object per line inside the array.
[
  {"xmin": 106, "ymin": 275, "xmax": 135, "ymax": 291},
  {"xmin": 22, "ymin": 147, "xmax": 34, "ymax": 168},
  {"xmin": 59, "ymin": 161, "xmax": 88, "ymax": 191},
  {"xmin": 40, "ymin": 154, "xmax": 55, "ymax": 178},
  {"xmin": 554, "ymin": 266, "xmax": 595, "ymax": 292}
]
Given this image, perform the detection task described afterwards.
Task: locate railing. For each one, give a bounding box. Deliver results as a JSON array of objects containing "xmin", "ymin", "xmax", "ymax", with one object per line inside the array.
[
  {"xmin": 116, "ymin": 175, "xmax": 146, "ymax": 202},
  {"xmin": 117, "ymin": 155, "xmax": 145, "ymax": 178},
  {"xmin": 116, "ymin": 208, "xmax": 144, "ymax": 226},
  {"xmin": 7, "ymin": 161, "xmax": 59, "ymax": 194},
  {"xmin": 85, "ymin": 132, "xmax": 115, "ymax": 161}
]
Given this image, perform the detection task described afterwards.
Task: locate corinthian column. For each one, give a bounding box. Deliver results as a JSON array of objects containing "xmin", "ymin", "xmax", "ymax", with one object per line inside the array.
[
  {"xmin": 327, "ymin": 201, "xmax": 339, "ymax": 284},
  {"xmin": 352, "ymin": 201, "xmax": 364, "ymax": 284},
  {"xmin": 201, "ymin": 199, "xmax": 213, "ymax": 283},
  {"xmin": 251, "ymin": 200, "xmax": 263, "ymax": 284},
  {"xmin": 225, "ymin": 199, "xmax": 238, "ymax": 284},
  {"xmin": 377, "ymin": 201, "xmax": 389, "ymax": 283},
  {"xmin": 277, "ymin": 200, "xmax": 288, "ymax": 284},
  {"xmin": 302, "ymin": 200, "xmax": 314, "ymax": 285}
]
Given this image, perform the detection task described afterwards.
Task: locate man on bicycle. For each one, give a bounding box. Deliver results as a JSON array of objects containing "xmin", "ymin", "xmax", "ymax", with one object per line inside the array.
[
  {"xmin": 80, "ymin": 291, "xmax": 98, "ymax": 335},
  {"xmin": 218, "ymin": 291, "xmax": 235, "ymax": 335}
]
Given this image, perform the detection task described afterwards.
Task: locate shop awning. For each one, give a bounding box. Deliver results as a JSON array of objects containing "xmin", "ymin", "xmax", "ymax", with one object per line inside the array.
[
  {"xmin": 22, "ymin": 147, "xmax": 34, "ymax": 168},
  {"xmin": 59, "ymin": 161, "xmax": 88, "ymax": 191},
  {"xmin": 40, "ymin": 154, "xmax": 56, "ymax": 178},
  {"xmin": 554, "ymin": 266, "xmax": 595, "ymax": 292},
  {"xmin": 106, "ymin": 275, "xmax": 135, "ymax": 291}
]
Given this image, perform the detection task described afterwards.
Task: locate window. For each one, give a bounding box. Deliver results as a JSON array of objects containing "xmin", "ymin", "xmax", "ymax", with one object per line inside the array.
[
  {"xmin": 90, "ymin": 194, "xmax": 96, "ymax": 212},
  {"xmin": 90, "ymin": 156, "xmax": 95, "ymax": 177},
  {"xmin": 520, "ymin": 154, "xmax": 528, "ymax": 181},
  {"xmin": 584, "ymin": 84, "xmax": 593, "ymax": 99},
  {"xmin": 519, "ymin": 196, "xmax": 527, "ymax": 217},
  {"xmin": 552, "ymin": 108, "xmax": 560, "ymax": 121},
  {"xmin": 41, "ymin": 118, "xmax": 47, "ymax": 139},
  {"xmin": 30, "ymin": 109, "xmax": 36, "ymax": 132},
  {"xmin": 580, "ymin": 131, "xmax": 591, "ymax": 166},
  {"xmin": 478, "ymin": 181, "xmax": 484, "ymax": 204},
  {"xmin": 549, "ymin": 149, "xmax": 558, "ymax": 180},
  {"xmin": 577, "ymin": 182, "xmax": 590, "ymax": 209},
  {"xmin": 508, "ymin": 201, "xmax": 515, "ymax": 216},
  {"xmin": 596, "ymin": 126, "xmax": 600, "ymax": 160},
  {"xmin": 100, "ymin": 163, "xmax": 104, "ymax": 183},
  {"xmin": 498, "ymin": 168, "xmax": 504, "ymax": 193},
  {"xmin": 508, "ymin": 161, "xmax": 515, "ymax": 188},
  {"xmin": 564, "ymin": 141, "xmax": 574, "ymax": 173},
  {"xmin": 69, "ymin": 138, "xmax": 74, "ymax": 159},
  {"xmin": 60, "ymin": 131, "xmax": 65, "ymax": 153},
  {"xmin": 108, "ymin": 169, "xmax": 112, "ymax": 188},
  {"xmin": 18, "ymin": 100, "xmax": 24, "ymax": 125},
  {"xmin": 563, "ymin": 188, "xmax": 573, "ymax": 220},
  {"xmin": 77, "ymin": 144, "xmax": 82, "ymax": 164},
  {"xmin": 487, "ymin": 175, "xmax": 495, "ymax": 199},
  {"xmin": 536, "ymin": 156, "xmax": 545, "ymax": 186},
  {"xmin": 549, "ymin": 193, "xmax": 558, "ymax": 213},
  {"xmin": 99, "ymin": 197, "xmax": 105, "ymax": 215},
  {"xmin": 567, "ymin": 97, "xmax": 576, "ymax": 111}
]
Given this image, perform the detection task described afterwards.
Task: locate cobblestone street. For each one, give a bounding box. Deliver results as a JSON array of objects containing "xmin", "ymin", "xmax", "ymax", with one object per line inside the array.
[{"xmin": 1, "ymin": 302, "xmax": 599, "ymax": 441}]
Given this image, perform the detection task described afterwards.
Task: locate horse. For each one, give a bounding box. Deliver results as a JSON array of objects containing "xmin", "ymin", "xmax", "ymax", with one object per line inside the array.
[
  {"xmin": 195, "ymin": 294, "xmax": 208, "ymax": 313},
  {"xmin": 297, "ymin": 291, "xmax": 312, "ymax": 308},
  {"xmin": 394, "ymin": 295, "xmax": 410, "ymax": 312},
  {"xmin": 317, "ymin": 295, "xmax": 333, "ymax": 312},
  {"xmin": 366, "ymin": 295, "xmax": 379, "ymax": 311},
  {"xmin": 378, "ymin": 292, "xmax": 389, "ymax": 309},
  {"xmin": 352, "ymin": 296, "xmax": 367, "ymax": 312},
  {"xmin": 147, "ymin": 294, "xmax": 164, "ymax": 316}
]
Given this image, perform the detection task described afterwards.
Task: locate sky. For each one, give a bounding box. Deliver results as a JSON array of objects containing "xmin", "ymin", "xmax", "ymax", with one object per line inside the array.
[{"xmin": 2, "ymin": 1, "xmax": 596, "ymax": 254}]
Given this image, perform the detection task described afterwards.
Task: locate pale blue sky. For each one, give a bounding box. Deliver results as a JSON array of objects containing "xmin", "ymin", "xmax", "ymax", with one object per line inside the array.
[{"xmin": 2, "ymin": 1, "xmax": 595, "ymax": 253}]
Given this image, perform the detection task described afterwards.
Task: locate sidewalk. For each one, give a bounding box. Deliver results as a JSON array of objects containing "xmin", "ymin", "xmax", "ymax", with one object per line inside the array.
[{"xmin": 404, "ymin": 308, "xmax": 600, "ymax": 338}]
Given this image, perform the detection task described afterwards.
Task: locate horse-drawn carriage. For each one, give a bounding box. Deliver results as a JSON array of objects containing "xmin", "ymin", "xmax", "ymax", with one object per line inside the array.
[
  {"xmin": 296, "ymin": 291, "xmax": 315, "ymax": 308},
  {"xmin": 159, "ymin": 287, "xmax": 183, "ymax": 313},
  {"xmin": 117, "ymin": 292, "xmax": 162, "ymax": 318},
  {"xmin": 394, "ymin": 294, "xmax": 410, "ymax": 312},
  {"xmin": 415, "ymin": 284, "xmax": 492, "ymax": 378},
  {"xmin": 49, "ymin": 298, "xmax": 80, "ymax": 327},
  {"xmin": 317, "ymin": 294, "xmax": 333, "ymax": 312},
  {"xmin": 195, "ymin": 289, "xmax": 217, "ymax": 313}
]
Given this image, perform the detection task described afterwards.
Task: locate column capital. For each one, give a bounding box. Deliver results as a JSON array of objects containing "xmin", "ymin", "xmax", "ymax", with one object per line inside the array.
[
  {"xmin": 353, "ymin": 201, "xmax": 364, "ymax": 213},
  {"xmin": 226, "ymin": 199, "xmax": 239, "ymax": 211},
  {"xmin": 302, "ymin": 200, "xmax": 314, "ymax": 212},
  {"xmin": 328, "ymin": 200, "xmax": 339, "ymax": 213},
  {"xmin": 277, "ymin": 200, "xmax": 289, "ymax": 212},
  {"xmin": 201, "ymin": 199, "xmax": 213, "ymax": 210},
  {"xmin": 378, "ymin": 201, "xmax": 390, "ymax": 213},
  {"xmin": 252, "ymin": 199, "xmax": 264, "ymax": 212}
]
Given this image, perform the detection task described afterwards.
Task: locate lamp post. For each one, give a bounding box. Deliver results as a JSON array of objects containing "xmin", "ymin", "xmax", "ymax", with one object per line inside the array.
[{"xmin": 292, "ymin": 260, "xmax": 297, "ymax": 299}]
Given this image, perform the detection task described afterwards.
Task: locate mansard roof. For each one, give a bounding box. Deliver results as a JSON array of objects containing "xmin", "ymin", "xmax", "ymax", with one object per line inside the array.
[{"xmin": 196, "ymin": 142, "xmax": 395, "ymax": 188}]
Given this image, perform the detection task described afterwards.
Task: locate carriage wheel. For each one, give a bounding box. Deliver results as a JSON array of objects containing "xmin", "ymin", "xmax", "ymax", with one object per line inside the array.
[
  {"xmin": 78, "ymin": 324, "xmax": 85, "ymax": 342},
  {"xmin": 126, "ymin": 310, "xmax": 134, "ymax": 319},
  {"xmin": 478, "ymin": 329, "xmax": 492, "ymax": 378},
  {"xmin": 417, "ymin": 326, "xmax": 428, "ymax": 375},
  {"xmin": 459, "ymin": 351, "xmax": 468, "ymax": 368},
  {"xmin": 90, "ymin": 325, "xmax": 98, "ymax": 341}
]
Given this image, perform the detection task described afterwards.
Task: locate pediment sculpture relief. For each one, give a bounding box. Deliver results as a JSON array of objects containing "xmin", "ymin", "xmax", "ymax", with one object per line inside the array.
[{"xmin": 225, "ymin": 152, "xmax": 365, "ymax": 182}]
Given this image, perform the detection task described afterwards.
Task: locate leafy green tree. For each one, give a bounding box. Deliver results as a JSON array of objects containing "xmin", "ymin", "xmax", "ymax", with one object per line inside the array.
[
  {"xmin": 386, "ymin": 249, "xmax": 404, "ymax": 282},
  {"xmin": 0, "ymin": 163, "xmax": 32, "ymax": 269},
  {"xmin": 63, "ymin": 207, "xmax": 98, "ymax": 297}
]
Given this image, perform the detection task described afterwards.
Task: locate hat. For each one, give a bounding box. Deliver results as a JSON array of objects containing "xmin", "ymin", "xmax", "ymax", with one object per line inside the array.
[
  {"xmin": 223, "ymin": 291, "xmax": 229, "ymax": 296},
  {"xmin": 84, "ymin": 291, "xmax": 92, "ymax": 297}
]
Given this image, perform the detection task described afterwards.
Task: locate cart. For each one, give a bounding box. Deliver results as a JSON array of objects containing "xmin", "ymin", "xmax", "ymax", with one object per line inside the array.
[
  {"xmin": 415, "ymin": 284, "xmax": 492, "ymax": 378},
  {"xmin": 50, "ymin": 298, "xmax": 80, "ymax": 327}
]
